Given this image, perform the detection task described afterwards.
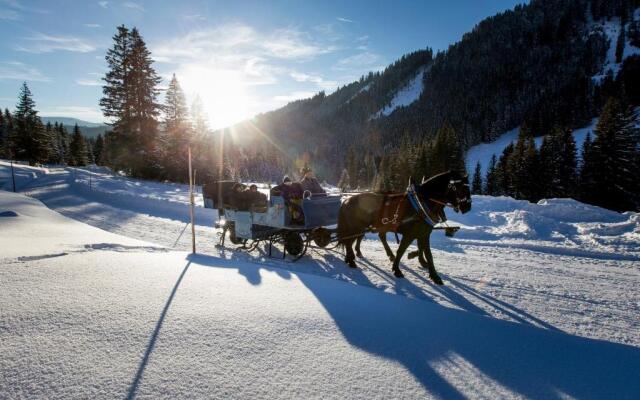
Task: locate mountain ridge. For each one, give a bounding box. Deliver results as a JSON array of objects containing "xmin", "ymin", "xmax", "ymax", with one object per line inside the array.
[{"xmin": 220, "ymin": 0, "xmax": 640, "ymax": 181}]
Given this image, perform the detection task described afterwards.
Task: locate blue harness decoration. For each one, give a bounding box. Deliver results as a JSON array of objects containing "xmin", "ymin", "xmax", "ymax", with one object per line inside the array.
[{"xmin": 407, "ymin": 184, "xmax": 437, "ymax": 227}]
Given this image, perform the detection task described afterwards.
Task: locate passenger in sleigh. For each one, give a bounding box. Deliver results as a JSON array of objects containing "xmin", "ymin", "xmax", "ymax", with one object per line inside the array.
[
  {"xmin": 232, "ymin": 183, "xmax": 268, "ymax": 212},
  {"xmin": 270, "ymin": 176, "xmax": 304, "ymax": 224},
  {"xmin": 299, "ymin": 166, "xmax": 326, "ymax": 197}
]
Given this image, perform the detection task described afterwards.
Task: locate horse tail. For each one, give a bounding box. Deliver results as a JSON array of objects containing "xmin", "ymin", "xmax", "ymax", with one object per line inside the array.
[{"xmin": 337, "ymin": 196, "xmax": 356, "ymax": 246}]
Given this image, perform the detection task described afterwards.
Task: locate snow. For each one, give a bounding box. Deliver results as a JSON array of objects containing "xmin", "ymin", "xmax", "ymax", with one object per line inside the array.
[
  {"xmin": 466, "ymin": 118, "xmax": 599, "ymax": 177},
  {"xmin": 374, "ymin": 66, "xmax": 426, "ymax": 118},
  {"xmin": 346, "ymin": 82, "xmax": 371, "ymax": 104},
  {"xmin": 591, "ymin": 9, "xmax": 640, "ymax": 82},
  {"xmin": 2, "ymin": 163, "xmax": 640, "ymax": 398},
  {"xmin": 449, "ymin": 196, "xmax": 640, "ymax": 261}
]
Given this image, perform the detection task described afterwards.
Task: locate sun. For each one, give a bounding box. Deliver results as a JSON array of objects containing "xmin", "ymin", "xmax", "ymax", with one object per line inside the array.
[{"xmin": 178, "ymin": 65, "xmax": 250, "ymax": 129}]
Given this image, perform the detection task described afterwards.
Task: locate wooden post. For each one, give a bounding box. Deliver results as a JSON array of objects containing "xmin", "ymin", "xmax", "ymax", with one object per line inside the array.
[
  {"xmin": 10, "ymin": 160, "xmax": 16, "ymax": 193},
  {"xmin": 189, "ymin": 147, "xmax": 196, "ymax": 254}
]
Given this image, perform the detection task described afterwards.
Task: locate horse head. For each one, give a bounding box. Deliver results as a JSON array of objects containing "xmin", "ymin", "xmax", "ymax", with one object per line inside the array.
[
  {"xmin": 415, "ymin": 170, "xmax": 472, "ymax": 214},
  {"xmin": 447, "ymin": 171, "xmax": 472, "ymax": 213}
]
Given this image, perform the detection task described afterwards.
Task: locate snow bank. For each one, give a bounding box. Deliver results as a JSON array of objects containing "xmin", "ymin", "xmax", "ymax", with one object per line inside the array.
[
  {"xmin": 374, "ymin": 66, "xmax": 426, "ymax": 118},
  {"xmin": 2, "ymin": 190, "xmax": 640, "ymax": 399},
  {"xmin": 446, "ymin": 195, "xmax": 640, "ymax": 260}
]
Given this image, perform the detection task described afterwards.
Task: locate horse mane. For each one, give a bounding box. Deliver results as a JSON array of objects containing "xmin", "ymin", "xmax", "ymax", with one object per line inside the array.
[{"xmin": 422, "ymin": 170, "xmax": 452, "ymax": 187}]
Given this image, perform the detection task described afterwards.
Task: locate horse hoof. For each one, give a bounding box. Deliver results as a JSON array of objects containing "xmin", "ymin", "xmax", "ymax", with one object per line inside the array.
[
  {"xmin": 356, "ymin": 251, "xmax": 364, "ymax": 259},
  {"xmin": 430, "ymin": 274, "xmax": 444, "ymax": 285},
  {"xmin": 347, "ymin": 261, "xmax": 358, "ymax": 269},
  {"xmin": 393, "ymin": 270, "xmax": 404, "ymax": 278}
]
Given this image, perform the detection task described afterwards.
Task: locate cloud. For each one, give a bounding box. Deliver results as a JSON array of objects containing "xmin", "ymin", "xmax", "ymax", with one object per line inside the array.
[
  {"xmin": 355, "ymin": 35, "xmax": 369, "ymax": 42},
  {"xmin": 337, "ymin": 17, "xmax": 354, "ymax": 23},
  {"xmin": 1, "ymin": 0, "xmax": 48, "ymax": 15},
  {"xmin": 40, "ymin": 106, "xmax": 104, "ymax": 123},
  {"xmin": 98, "ymin": 1, "xmax": 108, "ymax": 8},
  {"xmin": 335, "ymin": 51, "xmax": 381, "ymax": 70},
  {"xmin": 152, "ymin": 23, "xmax": 338, "ymax": 93},
  {"xmin": 182, "ymin": 14, "xmax": 205, "ymax": 21},
  {"xmin": 16, "ymin": 34, "xmax": 96, "ymax": 53},
  {"xmin": 0, "ymin": 61, "xmax": 49, "ymax": 81},
  {"xmin": 0, "ymin": 8, "xmax": 19, "ymax": 20},
  {"xmin": 123, "ymin": 2, "xmax": 145, "ymax": 12},
  {"xmin": 154, "ymin": 23, "xmax": 336, "ymax": 65},
  {"xmin": 84, "ymin": 23, "xmax": 101, "ymax": 28},
  {"xmin": 76, "ymin": 72, "xmax": 104, "ymax": 86},
  {"xmin": 289, "ymin": 71, "xmax": 337, "ymax": 90},
  {"xmin": 76, "ymin": 79, "xmax": 102, "ymax": 86},
  {"xmin": 273, "ymin": 91, "xmax": 317, "ymax": 105}
]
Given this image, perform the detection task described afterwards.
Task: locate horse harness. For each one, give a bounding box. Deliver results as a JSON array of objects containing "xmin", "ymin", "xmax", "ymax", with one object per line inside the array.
[{"xmin": 377, "ymin": 179, "xmax": 468, "ymax": 230}]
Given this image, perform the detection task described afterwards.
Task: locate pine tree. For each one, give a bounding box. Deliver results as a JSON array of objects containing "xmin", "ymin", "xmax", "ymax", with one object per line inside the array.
[
  {"xmin": 100, "ymin": 25, "xmax": 131, "ymax": 125},
  {"xmin": 431, "ymin": 122, "xmax": 465, "ymax": 174},
  {"xmin": 0, "ymin": 111, "xmax": 5, "ymax": 157},
  {"xmin": 2, "ymin": 109, "xmax": 13, "ymax": 158},
  {"xmin": 44, "ymin": 122, "xmax": 60, "ymax": 164},
  {"xmin": 11, "ymin": 82, "xmax": 49, "ymax": 165},
  {"xmin": 496, "ymin": 143, "xmax": 514, "ymax": 196},
  {"xmin": 99, "ymin": 25, "xmax": 162, "ymax": 177},
  {"xmin": 584, "ymin": 97, "xmax": 639, "ymax": 211},
  {"xmin": 523, "ymin": 135, "xmax": 540, "ymax": 201},
  {"xmin": 485, "ymin": 154, "xmax": 498, "ymax": 195},
  {"xmin": 578, "ymin": 132, "xmax": 597, "ymax": 203},
  {"xmin": 616, "ymin": 24, "xmax": 626, "ymax": 64},
  {"xmin": 508, "ymin": 130, "xmax": 529, "ymax": 199},
  {"xmin": 162, "ymin": 74, "xmax": 191, "ymax": 181},
  {"xmin": 86, "ymin": 139, "xmax": 95, "ymax": 164},
  {"xmin": 555, "ymin": 127, "xmax": 578, "ymax": 198},
  {"xmin": 94, "ymin": 134, "xmax": 104, "ymax": 165},
  {"xmin": 191, "ymin": 95, "xmax": 209, "ymax": 136},
  {"xmin": 538, "ymin": 127, "xmax": 577, "ymax": 199},
  {"xmin": 337, "ymin": 168, "xmax": 350, "ymax": 192},
  {"xmin": 69, "ymin": 124, "xmax": 88, "ymax": 166},
  {"xmin": 471, "ymin": 161, "xmax": 483, "ymax": 194},
  {"xmin": 56, "ymin": 123, "xmax": 70, "ymax": 165}
]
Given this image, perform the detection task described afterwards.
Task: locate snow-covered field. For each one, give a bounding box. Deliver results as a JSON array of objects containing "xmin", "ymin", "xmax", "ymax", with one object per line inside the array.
[{"xmin": 2, "ymin": 161, "xmax": 640, "ymax": 398}]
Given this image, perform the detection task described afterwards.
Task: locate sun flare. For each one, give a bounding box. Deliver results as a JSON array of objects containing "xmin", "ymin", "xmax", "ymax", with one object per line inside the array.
[{"xmin": 178, "ymin": 65, "xmax": 250, "ymax": 129}]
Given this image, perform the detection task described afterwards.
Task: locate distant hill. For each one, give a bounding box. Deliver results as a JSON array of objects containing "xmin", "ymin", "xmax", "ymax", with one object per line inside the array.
[{"xmin": 40, "ymin": 116, "xmax": 109, "ymax": 139}]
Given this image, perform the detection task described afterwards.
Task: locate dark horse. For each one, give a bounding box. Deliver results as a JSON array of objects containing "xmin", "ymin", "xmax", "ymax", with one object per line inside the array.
[{"xmin": 337, "ymin": 171, "xmax": 471, "ymax": 284}]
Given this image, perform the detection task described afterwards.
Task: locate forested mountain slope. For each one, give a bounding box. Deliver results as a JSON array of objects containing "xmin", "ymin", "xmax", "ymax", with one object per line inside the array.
[{"xmin": 223, "ymin": 0, "xmax": 640, "ymax": 181}]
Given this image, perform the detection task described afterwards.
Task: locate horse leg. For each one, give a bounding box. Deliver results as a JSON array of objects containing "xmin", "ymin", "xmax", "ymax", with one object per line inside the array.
[
  {"xmin": 418, "ymin": 234, "xmax": 443, "ymax": 285},
  {"xmin": 355, "ymin": 235, "xmax": 364, "ymax": 258},
  {"xmin": 343, "ymin": 237, "xmax": 358, "ymax": 268},
  {"xmin": 378, "ymin": 232, "xmax": 396, "ymax": 262},
  {"xmin": 391, "ymin": 235, "xmax": 413, "ymax": 278}
]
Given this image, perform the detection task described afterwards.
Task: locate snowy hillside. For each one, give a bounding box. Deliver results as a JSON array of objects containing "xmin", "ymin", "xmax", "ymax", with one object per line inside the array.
[
  {"xmin": 373, "ymin": 66, "xmax": 427, "ymax": 118},
  {"xmin": 466, "ymin": 118, "xmax": 598, "ymax": 177},
  {"xmin": 590, "ymin": 8, "xmax": 640, "ymax": 82}
]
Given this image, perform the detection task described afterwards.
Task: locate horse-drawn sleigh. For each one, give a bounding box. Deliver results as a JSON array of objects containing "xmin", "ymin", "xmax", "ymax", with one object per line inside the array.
[{"xmin": 203, "ymin": 171, "xmax": 471, "ymax": 284}]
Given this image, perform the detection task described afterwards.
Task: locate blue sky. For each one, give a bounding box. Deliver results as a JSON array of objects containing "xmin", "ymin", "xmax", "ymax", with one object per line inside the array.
[{"xmin": 0, "ymin": 0, "xmax": 525, "ymax": 128}]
